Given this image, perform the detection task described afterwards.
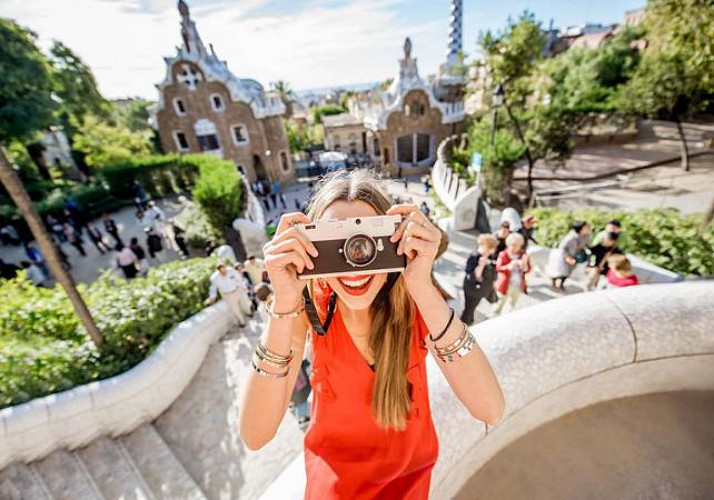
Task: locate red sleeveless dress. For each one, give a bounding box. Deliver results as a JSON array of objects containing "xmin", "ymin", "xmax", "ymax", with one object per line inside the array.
[{"xmin": 304, "ymin": 288, "xmax": 439, "ymax": 499}]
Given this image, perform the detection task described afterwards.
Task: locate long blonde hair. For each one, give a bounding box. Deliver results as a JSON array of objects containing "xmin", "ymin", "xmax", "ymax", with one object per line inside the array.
[{"xmin": 307, "ymin": 170, "xmax": 414, "ymax": 430}]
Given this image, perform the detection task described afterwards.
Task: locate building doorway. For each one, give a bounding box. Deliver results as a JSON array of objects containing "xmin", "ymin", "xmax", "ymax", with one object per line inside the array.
[{"xmin": 253, "ymin": 154, "xmax": 268, "ymax": 182}]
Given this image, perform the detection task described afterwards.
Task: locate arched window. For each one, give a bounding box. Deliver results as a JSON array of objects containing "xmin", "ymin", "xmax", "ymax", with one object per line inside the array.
[
  {"xmin": 280, "ymin": 151, "xmax": 289, "ymax": 172},
  {"xmin": 194, "ymin": 119, "xmax": 220, "ymax": 151},
  {"xmin": 231, "ymin": 124, "xmax": 249, "ymax": 146},
  {"xmin": 173, "ymin": 98, "xmax": 187, "ymax": 116},
  {"xmin": 210, "ymin": 93, "xmax": 224, "ymax": 112},
  {"xmin": 173, "ymin": 131, "xmax": 190, "ymax": 152}
]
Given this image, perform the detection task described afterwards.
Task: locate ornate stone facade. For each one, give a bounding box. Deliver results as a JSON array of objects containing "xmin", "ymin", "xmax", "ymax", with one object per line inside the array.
[{"xmin": 154, "ymin": 1, "xmax": 292, "ymax": 183}]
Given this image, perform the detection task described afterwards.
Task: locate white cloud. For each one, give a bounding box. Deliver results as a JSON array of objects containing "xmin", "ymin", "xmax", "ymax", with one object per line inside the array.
[{"xmin": 0, "ymin": 0, "xmax": 448, "ymax": 99}]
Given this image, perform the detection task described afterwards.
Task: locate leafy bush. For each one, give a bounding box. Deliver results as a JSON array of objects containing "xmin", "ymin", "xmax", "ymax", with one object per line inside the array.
[
  {"xmin": 528, "ymin": 207, "xmax": 714, "ymax": 276},
  {"xmin": 173, "ymin": 201, "xmax": 222, "ymax": 248},
  {"xmin": 0, "ymin": 258, "xmax": 214, "ymax": 409},
  {"xmin": 100, "ymin": 154, "xmax": 196, "ymax": 200},
  {"xmin": 192, "ymin": 155, "xmax": 244, "ymax": 233}
]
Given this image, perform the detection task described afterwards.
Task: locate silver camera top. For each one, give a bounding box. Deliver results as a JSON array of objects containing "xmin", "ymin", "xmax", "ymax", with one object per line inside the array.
[{"xmin": 296, "ymin": 215, "xmax": 402, "ymax": 242}]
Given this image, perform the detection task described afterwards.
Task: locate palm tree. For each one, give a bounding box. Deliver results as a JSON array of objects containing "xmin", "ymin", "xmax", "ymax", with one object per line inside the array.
[
  {"xmin": 270, "ymin": 80, "xmax": 296, "ymax": 118},
  {"xmin": 0, "ymin": 148, "xmax": 103, "ymax": 347}
]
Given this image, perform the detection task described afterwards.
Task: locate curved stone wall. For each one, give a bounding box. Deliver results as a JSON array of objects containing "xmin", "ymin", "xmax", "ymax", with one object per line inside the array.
[
  {"xmin": 430, "ymin": 280, "xmax": 714, "ymax": 498},
  {"xmin": 0, "ymin": 302, "xmax": 232, "ymax": 469}
]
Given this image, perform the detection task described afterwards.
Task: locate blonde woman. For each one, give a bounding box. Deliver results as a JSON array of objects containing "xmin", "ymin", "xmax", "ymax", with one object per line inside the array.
[{"xmin": 239, "ymin": 170, "xmax": 504, "ymax": 499}]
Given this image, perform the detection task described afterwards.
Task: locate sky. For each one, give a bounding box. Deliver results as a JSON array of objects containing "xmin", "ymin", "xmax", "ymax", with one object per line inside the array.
[{"xmin": 0, "ymin": 0, "xmax": 645, "ymax": 100}]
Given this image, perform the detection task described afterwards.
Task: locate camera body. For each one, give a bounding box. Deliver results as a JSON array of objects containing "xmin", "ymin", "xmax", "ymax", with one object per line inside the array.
[{"xmin": 296, "ymin": 215, "xmax": 405, "ymax": 279}]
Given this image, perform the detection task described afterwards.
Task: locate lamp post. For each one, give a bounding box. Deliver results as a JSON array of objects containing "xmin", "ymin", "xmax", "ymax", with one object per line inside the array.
[
  {"xmin": 265, "ymin": 149, "xmax": 274, "ymax": 184},
  {"xmin": 489, "ymin": 83, "xmax": 504, "ymax": 146}
]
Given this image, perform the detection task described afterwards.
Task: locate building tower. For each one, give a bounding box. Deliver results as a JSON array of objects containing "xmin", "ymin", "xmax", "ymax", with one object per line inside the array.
[{"xmin": 445, "ymin": 0, "xmax": 463, "ymax": 68}]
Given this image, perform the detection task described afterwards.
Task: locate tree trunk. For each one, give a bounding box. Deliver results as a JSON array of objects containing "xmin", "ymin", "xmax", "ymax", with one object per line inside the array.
[
  {"xmin": 25, "ymin": 143, "xmax": 52, "ymax": 181},
  {"xmin": 701, "ymin": 196, "xmax": 714, "ymax": 233},
  {"xmin": 674, "ymin": 116, "xmax": 690, "ymax": 172},
  {"xmin": 504, "ymin": 104, "xmax": 535, "ymax": 200},
  {"xmin": 0, "ymin": 146, "xmax": 103, "ymax": 347}
]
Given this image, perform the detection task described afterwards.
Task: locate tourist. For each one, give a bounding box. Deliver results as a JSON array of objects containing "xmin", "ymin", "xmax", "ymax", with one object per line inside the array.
[
  {"xmin": 103, "ymin": 214, "xmax": 122, "ymax": 246},
  {"xmin": 24, "ymin": 242, "xmax": 47, "ymax": 276},
  {"xmin": 279, "ymin": 192, "xmax": 287, "ymax": 210},
  {"xmin": 493, "ymin": 233, "xmax": 531, "ymax": 315},
  {"xmin": 172, "ymin": 222, "xmax": 190, "ymax": 259},
  {"xmin": 262, "ymin": 196, "xmax": 271, "ymax": 212},
  {"xmin": 460, "ymin": 234, "xmax": 498, "ymax": 325},
  {"xmin": 0, "ymin": 223, "xmax": 20, "ymax": 246},
  {"xmin": 494, "ymin": 221, "xmax": 511, "ymax": 256},
  {"xmin": 244, "ymin": 254, "xmax": 267, "ymax": 284},
  {"xmin": 86, "ymin": 222, "xmax": 111, "ymax": 254},
  {"xmin": 129, "ymin": 237, "xmax": 149, "ymax": 275},
  {"xmin": 423, "ymin": 176, "xmax": 431, "ymax": 194},
  {"xmin": 205, "ymin": 238, "xmax": 218, "ymax": 257},
  {"xmin": 586, "ymin": 232, "xmax": 621, "ymax": 290},
  {"xmin": 545, "ymin": 221, "xmax": 591, "ymax": 291},
  {"xmin": 63, "ymin": 222, "xmax": 86, "ymax": 257},
  {"xmin": 420, "ymin": 201, "xmax": 431, "ymax": 217},
  {"xmin": 132, "ymin": 180, "xmax": 149, "ymax": 210},
  {"xmin": 606, "ymin": 254, "xmax": 640, "ymax": 288},
  {"xmin": 47, "ymin": 215, "xmax": 65, "ymax": 243},
  {"xmin": 235, "ymin": 261, "xmax": 258, "ymax": 312},
  {"xmin": 145, "ymin": 227, "xmax": 164, "ymax": 261},
  {"xmin": 269, "ymin": 188, "xmax": 278, "ymax": 210},
  {"xmin": 204, "ymin": 261, "xmax": 251, "ymax": 326},
  {"xmin": 0, "ymin": 258, "xmax": 20, "ymax": 280},
  {"xmin": 518, "ymin": 215, "xmax": 538, "ymax": 251},
  {"xmin": 239, "ymin": 170, "xmax": 504, "ymax": 498},
  {"xmin": 113, "ymin": 243, "xmax": 139, "ymax": 279},
  {"xmin": 592, "ymin": 219, "xmax": 628, "ymax": 248},
  {"xmin": 20, "ymin": 260, "xmax": 46, "ymax": 287}
]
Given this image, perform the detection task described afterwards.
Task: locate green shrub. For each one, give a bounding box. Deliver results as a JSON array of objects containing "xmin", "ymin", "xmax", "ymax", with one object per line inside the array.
[
  {"xmin": 0, "ymin": 258, "xmax": 215, "ymax": 409},
  {"xmin": 173, "ymin": 202, "xmax": 222, "ymax": 248},
  {"xmin": 191, "ymin": 155, "xmax": 244, "ymax": 233},
  {"xmin": 450, "ymin": 147, "xmax": 477, "ymax": 187},
  {"xmin": 528, "ymin": 207, "xmax": 714, "ymax": 276},
  {"xmin": 99, "ymin": 154, "xmax": 193, "ymax": 200}
]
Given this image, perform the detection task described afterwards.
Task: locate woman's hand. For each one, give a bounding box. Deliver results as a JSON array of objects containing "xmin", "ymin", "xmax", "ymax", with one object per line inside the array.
[
  {"xmin": 566, "ymin": 256, "xmax": 576, "ymax": 266},
  {"xmin": 262, "ymin": 212, "xmax": 319, "ymax": 312},
  {"xmin": 388, "ymin": 204, "xmax": 442, "ymax": 296}
]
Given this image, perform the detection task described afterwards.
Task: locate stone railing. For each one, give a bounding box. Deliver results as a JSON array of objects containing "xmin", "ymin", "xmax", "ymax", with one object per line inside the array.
[
  {"xmin": 431, "ymin": 135, "xmax": 482, "ymax": 231},
  {"xmin": 0, "ymin": 302, "xmax": 232, "ymax": 469},
  {"xmin": 261, "ymin": 280, "xmax": 714, "ymax": 498},
  {"xmin": 431, "ymin": 280, "xmax": 714, "ymax": 497}
]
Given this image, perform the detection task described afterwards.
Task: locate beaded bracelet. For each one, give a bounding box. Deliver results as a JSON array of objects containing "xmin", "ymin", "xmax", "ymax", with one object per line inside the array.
[
  {"xmin": 428, "ymin": 307, "xmax": 455, "ymax": 343},
  {"xmin": 251, "ymin": 360, "xmax": 289, "ymax": 379}
]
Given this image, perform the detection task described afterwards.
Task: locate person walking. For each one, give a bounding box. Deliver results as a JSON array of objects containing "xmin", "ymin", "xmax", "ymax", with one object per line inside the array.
[
  {"xmin": 172, "ymin": 222, "xmax": 190, "ymax": 259},
  {"xmin": 518, "ymin": 215, "xmax": 538, "ymax": 251},
  {"xmin": 103, "ymin": 214, "xmax": 122, "ymax": 246},
  {"xmin": 145, "ymin": 227, "xmax": 164, "ymax": 262},
  {"xmin": 460, "ymin": 234, "xmax": 498, "ymax": 325},
  {"xmin": 423, "ymin": 176, "xmax": 431, "ymax": 194},
  {"xmin": 494, "ymin": 221, "xmax": 511, "ymax": 256},
  {"xmin": 129, "ymin": 237, "xmax": 149, "ymax": 275},
  {"xmin": 24, "ymin": 241, "xmax": 48, "ymax": 276},
  {"xmin": 545, "ymin": 221, "xmax": 591, "ymax": 291},
  {"xmin": 113, "ymin": 243, "xmax": 139, "ymax": 279},
  {"xmin": 63, "ymin": 222, "xmax": 86, "ymax": 257},
  {"xmin": 493, "ymin": 233, "xmax": 531, "ymax": 315},
  {"xmin": 586, "ymin": 231, "xmax": 621, "ymax": 290},
  {"xmin": 86, "ymin": 222, "xmax": 111, "ymax": 254},
  {"xmin": 204, "ymin": 261, "xmax": 252, "ymax": 326}
]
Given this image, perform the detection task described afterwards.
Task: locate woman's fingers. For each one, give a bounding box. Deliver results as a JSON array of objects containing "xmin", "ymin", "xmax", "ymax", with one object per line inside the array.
[
  {"xmin": 266, "ymin": 238, "xmax": 314, "ymax": 270},
  {"xmin": 275, "ymin": 212, "xmax": 312, "ymax": 236},
  {"xmin": 267, "ymin": 226, "xmax": 319, "ymax": 257},
  {"xmin": 390, "ymin": 207, "xmax": 427, "ymax": 243},
  {"xmin": 268, "ymin": 252, "xmax": 307, "ymax": 274},
  {"xmin": 403, "ymin": 235, "xmax": 433, "ymax": 260}
]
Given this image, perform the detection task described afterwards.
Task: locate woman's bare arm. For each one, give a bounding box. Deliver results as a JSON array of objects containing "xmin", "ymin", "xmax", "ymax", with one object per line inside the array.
[{"xmin": 239, "ymin": 312, "xmax": 309, "ymax": 450}]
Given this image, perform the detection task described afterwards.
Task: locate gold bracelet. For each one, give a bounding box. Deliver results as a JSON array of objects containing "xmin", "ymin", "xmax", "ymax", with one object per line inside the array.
[
  {"xmin": 256, "ymin": 342, "xmax": 293, "ymax": 363},
  {"xmin": 434, "ymin": 324, "xmax": 476, "ymax": 362},
  {"xmin": 251, "ymin": 360, "xmax": 289, "ymax": 379},
  {"xmin": 266, "ymin": 296, "xmax": 305, "ymax": 319},
  {"xmin": 255, "ymin": 345, "xmax": 293, "ymax": 369}
]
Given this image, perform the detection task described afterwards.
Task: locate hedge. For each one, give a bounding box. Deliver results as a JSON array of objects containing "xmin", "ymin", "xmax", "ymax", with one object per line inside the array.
[
  {"xmin": 528, "ymin": 207, "xmax": 714, "ymax": 276},
  {"xmin": 0, "ymin": 258, "xmax": 215, "ymax": 409},
  {"xmin": 191, "ymin": 154, "xmax": 245, "ymax": 233},
  {"xmin": 99, "ymin": 154, "xmax": 197, "ymax": 200}
]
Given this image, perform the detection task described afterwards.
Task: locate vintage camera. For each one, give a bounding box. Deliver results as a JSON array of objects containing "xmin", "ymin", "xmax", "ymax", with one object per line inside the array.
[{"xmin": 296, "ymin": 215, "xmax": 406, "ymax": 279}]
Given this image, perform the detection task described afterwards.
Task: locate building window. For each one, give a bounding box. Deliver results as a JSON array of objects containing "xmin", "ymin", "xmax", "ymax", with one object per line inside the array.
[
  {"xmin": 174, "ymin": 98, "xmax": 187, "ymax": 116},
  {"xmin": 396, "ymin": 133, "xmax": 433, "ymax": 165},
  {"xmin": 280, "ymin": 151, "xmax": 289, "ymax": 172},
  {"xmin": 211, "ymin": 94, "xmax": 224, "ymax": 112},
  {"xmin": 231, "ymin": 124, "xmax": 249, "ymax": 146},
  {"xmin": 174, "ymin": 131, "xmax": 190, "ymax": 152},
  {"xmin": 194, "ymin": 119, "xmax": 220, "ymax": 152}
]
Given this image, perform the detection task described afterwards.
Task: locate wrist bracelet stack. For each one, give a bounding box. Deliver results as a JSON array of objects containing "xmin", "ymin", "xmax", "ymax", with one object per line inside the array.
[
  {"xmin": 252, "ymin": 341, "xmax": 293, "ymax": 379},
  {"xmin": 266, "ymin": 296, "xmax": 305, "ymax": 319},
  {"xmin": 432, "ymin": 323, "xmax": 477, "ymax": 363}
]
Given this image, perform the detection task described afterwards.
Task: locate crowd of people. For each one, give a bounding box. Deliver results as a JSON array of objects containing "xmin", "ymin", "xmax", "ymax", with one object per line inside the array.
[{"xmin": 460, "ymin": 214, "xmax": 639, "ymax": 325}]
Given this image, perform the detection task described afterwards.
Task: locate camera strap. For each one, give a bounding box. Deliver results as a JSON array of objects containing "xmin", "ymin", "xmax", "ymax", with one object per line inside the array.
[{"xmin": 303, "ymin": 287, "xmax": 337, "ymax": 336}]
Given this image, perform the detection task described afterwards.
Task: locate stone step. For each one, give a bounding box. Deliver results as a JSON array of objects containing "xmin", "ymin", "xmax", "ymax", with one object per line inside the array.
[
  {"xmin": 75, "ymin": 436, "xmax": 153, "ymax": 500},
  {"xmin": 120, "ymin": 424, "xmax": 207, "ymax": 500},
  {"xmin": 0, "ymin": 463, "xmax": 53, "ymax": 500},
  {"xmin": 33, "ymin": 449, "xmax": 103, "ymax": 500}
]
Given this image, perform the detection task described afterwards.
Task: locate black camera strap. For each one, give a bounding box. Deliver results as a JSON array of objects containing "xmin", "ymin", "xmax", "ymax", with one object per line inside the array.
[{"xmin": 303, "ymin": 287, "xmax": 337, "ymax": 336}]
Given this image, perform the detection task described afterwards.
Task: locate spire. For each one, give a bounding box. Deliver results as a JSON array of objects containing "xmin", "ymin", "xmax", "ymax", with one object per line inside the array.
[
  {"xmin": 445, "ymin": 0, "xmax": 463, "ymax": 67},
  {"xmin": 177, "ymin": 0, "xmax": 206, "ymax": 57}
]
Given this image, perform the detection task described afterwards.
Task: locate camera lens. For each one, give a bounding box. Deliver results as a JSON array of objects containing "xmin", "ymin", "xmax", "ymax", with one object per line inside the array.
[{"xmin": 344, "ymin": 234, "xmax": 377, "ymax": 267}]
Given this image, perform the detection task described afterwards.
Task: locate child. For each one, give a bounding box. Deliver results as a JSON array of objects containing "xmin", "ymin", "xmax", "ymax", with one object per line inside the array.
[
  {"xmin": 494, "ymin": 233, "xmax": 531, "ymax": 315},
  {"xmin": 606, "ymin": 254, "xmax": 639, "ymax": 288},
  {"xmin": 460, "ymin": 233, "xmax": 498, "ymax": 325}
]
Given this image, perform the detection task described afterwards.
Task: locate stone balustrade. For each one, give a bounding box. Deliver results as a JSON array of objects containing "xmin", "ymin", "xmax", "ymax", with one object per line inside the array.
[{"xmin": 0, "ymin": 302, "xmax": 232, "ymax": 470}]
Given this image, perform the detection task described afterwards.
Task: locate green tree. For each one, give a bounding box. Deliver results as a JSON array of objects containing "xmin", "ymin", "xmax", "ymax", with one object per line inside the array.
[
  {"xmin": 48, "ymin": 41, "xmax": 112, "ymax": 139},
  {"xmin": 114, "ymin": 98, "xmax": 152, "ymax": 132},
  {"xmin": 618, "ymin": 0, "xmax": 714, "ymax": 171},
  {"xmin": 192, "ymin": 156, "xmax": 244, "ymax": 234},
  {"xmin": 311, "ymin": 104, "xmax": 347, "ymax": 124},
  {"xmin": 72, "ymin": 115, "xmax": 151, "ymax": 168},
  {"xmin": 0, "ymin": 19, "xmax": 102, "ymax": 347},
  {"xmin": 270, "ymin": 80, "xmax": 296, "ymax": 117}
]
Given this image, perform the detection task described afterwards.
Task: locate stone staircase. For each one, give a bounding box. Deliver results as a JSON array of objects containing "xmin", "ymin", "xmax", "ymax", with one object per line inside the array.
[{"xmin": 0, "ymin": 319, "xmax": 305, "ymax": 500}]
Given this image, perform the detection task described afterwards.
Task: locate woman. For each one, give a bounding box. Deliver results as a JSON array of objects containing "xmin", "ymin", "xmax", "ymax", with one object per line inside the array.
[
  {"xmin": 545, "ymin": 221, "xmax": 591, "ymax": 290},
  {"xmin": 460, "ymin": 233, "xmax": 498, "ymax": 325},
  {"xmin": 239, "ymin": 171, "xmax": 504, "ymax": 498}
]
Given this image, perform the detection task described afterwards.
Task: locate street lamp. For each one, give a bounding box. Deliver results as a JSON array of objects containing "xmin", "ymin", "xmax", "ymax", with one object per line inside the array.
[{"xmin": 489, "ymin": 83, "xmax": 504, "ymax": 146}]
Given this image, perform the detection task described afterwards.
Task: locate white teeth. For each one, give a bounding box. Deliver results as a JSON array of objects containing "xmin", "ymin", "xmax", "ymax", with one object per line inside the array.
[{"xmin": 340, "ymin": 276, "xmax": 371, "ymax": 288}]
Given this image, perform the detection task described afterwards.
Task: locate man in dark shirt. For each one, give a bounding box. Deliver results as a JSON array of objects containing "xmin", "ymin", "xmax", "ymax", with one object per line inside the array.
[{"xmin": 587, "ymin": 231, "xmax": 621, "ymax": 290}]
